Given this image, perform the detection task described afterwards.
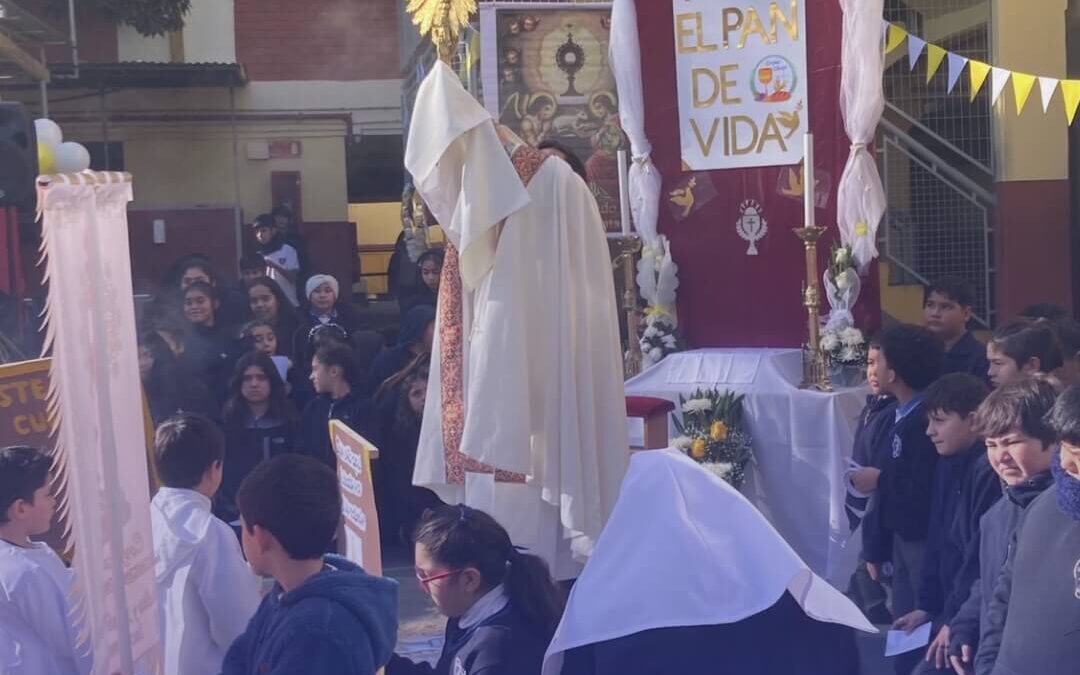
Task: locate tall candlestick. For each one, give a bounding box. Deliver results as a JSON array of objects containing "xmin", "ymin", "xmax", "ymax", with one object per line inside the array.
[
  {"xmin": 803, "ymin": 132, "xmax": 815, "ymax": 229},
  {"xmin": 617, "ymin": 149, "xmax": 631, "ymax": 235}
]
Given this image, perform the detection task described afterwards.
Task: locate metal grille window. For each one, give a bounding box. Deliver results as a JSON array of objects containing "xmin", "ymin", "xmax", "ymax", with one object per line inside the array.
[
  {"xmin": 883, "ymin": 0, "xmax": 993, "ymax": 173},
  {"xmin": 879, "ymin": 0, "xmax": 996, "ymax": 327},
  {"xmin": 878, "ymin": 123, "xmax": 996, "ymax": 328}
]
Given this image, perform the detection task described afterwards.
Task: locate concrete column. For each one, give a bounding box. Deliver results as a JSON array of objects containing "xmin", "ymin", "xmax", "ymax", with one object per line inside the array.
[{"xmin": 991, "ymin": 0, "xmax": 1073, "ymax": 319}]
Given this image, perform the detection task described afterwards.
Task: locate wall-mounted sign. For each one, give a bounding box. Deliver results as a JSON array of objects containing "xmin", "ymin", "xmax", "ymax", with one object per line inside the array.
[{"xmin": 672, "ymin": 0, "xmax": 808, "ymax": 171}]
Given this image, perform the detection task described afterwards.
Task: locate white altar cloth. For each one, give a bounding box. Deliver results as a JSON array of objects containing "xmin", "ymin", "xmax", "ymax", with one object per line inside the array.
[{"xmin": 625, "ymin": 348, "xmax": 869, "ymax": 586}]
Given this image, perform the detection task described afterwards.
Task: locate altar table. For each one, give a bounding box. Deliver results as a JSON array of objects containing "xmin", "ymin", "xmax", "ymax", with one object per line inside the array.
[{"xmin": 625, "ymin": 349, "xmax": 869, "ymax": 586}]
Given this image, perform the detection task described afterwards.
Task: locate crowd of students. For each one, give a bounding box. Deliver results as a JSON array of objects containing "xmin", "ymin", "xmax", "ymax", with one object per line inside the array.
[
  {"xmin": 133, "ymin": 211, "xmax": 444, "ymax": 547},
  {"xmin": 4, "ymin": 257, "xmax": 1080, "ymax": 675},
  {"xmin": 847, "ymin": 275, "xmax": 1080, "ymax": 675}
]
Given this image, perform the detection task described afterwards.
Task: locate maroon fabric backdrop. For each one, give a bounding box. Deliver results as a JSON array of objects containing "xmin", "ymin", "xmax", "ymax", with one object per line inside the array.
[{"xmin": 636, "ymin": 0, "xmax": 880, "ymax": 348}]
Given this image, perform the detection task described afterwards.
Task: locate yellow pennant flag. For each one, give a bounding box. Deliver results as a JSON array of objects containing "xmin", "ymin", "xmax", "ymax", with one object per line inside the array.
[
  {"xmin": 926, "ymin": 45, "xmax": 946, "ymax": 83},
  {"xmin": 885, "ymin": 24, "xmax": 907, "ymax": 55},
  {"xmin": 969, "ymin": 61, "xmax": 991, "ymax": 101},
  {"xmin": 1012, "ymin": 72, "xmax": 1037, "ymax": 114},
  {"xmin": 1062, "ymin": 80, "xmax": 1080, "ymax": 125}
]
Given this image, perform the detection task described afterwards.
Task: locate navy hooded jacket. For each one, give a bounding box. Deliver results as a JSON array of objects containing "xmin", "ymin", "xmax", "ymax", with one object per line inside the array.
[{"xmin": 220, "ymin": 555, "xmax": 398, "ymax": 675}]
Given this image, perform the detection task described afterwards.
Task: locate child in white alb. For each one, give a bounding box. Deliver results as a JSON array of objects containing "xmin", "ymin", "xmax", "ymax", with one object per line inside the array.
[
  {"xmin": 151, "ymin": 413, "xmax": 262, "ymax": 675},
  {"xmin": 0, "ymin": 445, "xmax": 91, "ymax": 675}
]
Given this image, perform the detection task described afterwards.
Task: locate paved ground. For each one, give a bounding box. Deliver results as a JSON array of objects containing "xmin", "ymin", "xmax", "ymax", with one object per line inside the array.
[{"xmin": 383, "ymin": 545, "xmax": 898, "ymax": 673}]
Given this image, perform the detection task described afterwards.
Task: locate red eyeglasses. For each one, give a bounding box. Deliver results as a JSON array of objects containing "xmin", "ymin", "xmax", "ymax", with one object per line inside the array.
[{"xmin": 415, "ymin": 568, "xmax": 461, "ymax": 589}]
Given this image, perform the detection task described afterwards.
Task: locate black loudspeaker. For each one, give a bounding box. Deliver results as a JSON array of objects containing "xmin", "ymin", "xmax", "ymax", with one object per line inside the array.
[{"xmin": 0, "ymin": 103, "xmax": 38, "ymax": 207}]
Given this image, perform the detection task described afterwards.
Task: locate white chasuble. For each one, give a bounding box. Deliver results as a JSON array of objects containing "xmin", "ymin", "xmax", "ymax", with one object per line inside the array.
[{"xmin": 405, "ymin": 63, "xmax": 628, "ymax": 579}]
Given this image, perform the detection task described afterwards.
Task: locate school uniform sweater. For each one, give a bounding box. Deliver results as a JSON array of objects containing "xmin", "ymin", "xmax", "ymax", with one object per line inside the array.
[
  {"xmin": 943, "ymin": 331, "xmax": 990, "ymax": 382},
  {"xmin": 863, "ymin": 398, "xmax": 939, "ymax": 562},
  {"xmin": 916, "ymin": 444, "xmax": 1001, "ymax": 621},
  {"xmin": 387, "ymin": 587, "xmax": 549, "ymax": 675},
  {"xmin": 298, "ymin": 390, "xmax": 371, "ymax": 469},
  {"xmin": 984, "ymin": 471, "xmax": 1080, "ymax": 675},
  {"xmin": 845, "ymin": 395, "xmax": 897, "ymax": 534},
  {"xmin": 948, "ymin": 472, "xmax": 1052, "ymax": 675},
  {"xmin": 215, "ymin": 415, "xmax": 295, "ymax": 526}
]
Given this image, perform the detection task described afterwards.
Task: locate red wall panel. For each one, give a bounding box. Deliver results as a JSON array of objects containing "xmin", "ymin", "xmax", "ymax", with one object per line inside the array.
[{"xmin": 636, "ymin": 0, "xmax": 880, "ymax": 347}]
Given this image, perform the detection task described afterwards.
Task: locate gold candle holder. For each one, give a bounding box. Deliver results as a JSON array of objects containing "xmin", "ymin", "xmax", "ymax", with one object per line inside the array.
[
  {"xmin": 793, "ymin": 225, "xmax": 831, "ymax": 391},
  {"xmin": 612, "ymin": 235, "xmax": 643, "ymax": 379}
]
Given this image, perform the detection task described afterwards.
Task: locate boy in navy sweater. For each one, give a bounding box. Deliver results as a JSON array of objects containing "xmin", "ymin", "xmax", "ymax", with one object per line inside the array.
[
  {"xmin": 222, "ymin": 454, "xmax": 399, "ymax": 675},
  {"xmin": 851, "ymin": 324, "xmax": 944, "ymax": 675},
  {"xmin": 923, "ymin": 277, "xmax": 989, "ymax": 382},
  {"xmin": 844, "ymin": 384, "xmax": 898, "ymax": 624},
  {"xmin": 890, "ymin": 374, "xmax": 999, "ymax": 673},
  {"xmin": 946, "ymin": 377, "xmax": 1058, "ymax": 675}
]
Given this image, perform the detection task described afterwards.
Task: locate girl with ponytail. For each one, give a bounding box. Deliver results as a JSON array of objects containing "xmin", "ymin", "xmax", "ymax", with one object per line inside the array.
[{"xmin": 386, "ymin": 504, "xmax": 564, "ymax": 675}]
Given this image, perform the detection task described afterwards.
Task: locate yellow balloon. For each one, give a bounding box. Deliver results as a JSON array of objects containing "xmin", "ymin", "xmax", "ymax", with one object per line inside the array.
[{"xmin": 37, "ymin": 143, "xmax": 55, "ymax": 175}]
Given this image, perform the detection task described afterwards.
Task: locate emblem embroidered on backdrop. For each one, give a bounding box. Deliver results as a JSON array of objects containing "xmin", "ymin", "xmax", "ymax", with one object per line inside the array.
[{"xmin": 736, "ymin": 199, "xmax": 768, "ymax": 255}]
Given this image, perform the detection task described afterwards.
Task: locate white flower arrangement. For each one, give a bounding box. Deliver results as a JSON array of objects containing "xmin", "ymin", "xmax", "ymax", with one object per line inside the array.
[
  {"xmin": 682, "ymin": 397, "xmax": 713, "ymax": 414},
  {"xmin": 671, "ymin": 388, "xmax": 754, "ymax": 490},
  {"xmin": 821, "ymin": 324, "xmax": 867, "ymax": 368},
  {"xmin": 840, "ymin": 327, "xmax": 864, "ymax": 347},
  {"xmin": 640, "ymin": 317, "xmax": 680, "ymax": 369},
  {"xmin": 671, "ymin": 435, "xmax": 694, "ymax": 450},
  {"xmin": 704, "ymin": 461, "xmax": 735, "ymax": 482}
]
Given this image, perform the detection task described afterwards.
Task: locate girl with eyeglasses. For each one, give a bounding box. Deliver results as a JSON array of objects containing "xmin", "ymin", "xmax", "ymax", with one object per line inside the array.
[{"xmin": 387, "ymin": 505, "xmax": 563, "ymax": 675}]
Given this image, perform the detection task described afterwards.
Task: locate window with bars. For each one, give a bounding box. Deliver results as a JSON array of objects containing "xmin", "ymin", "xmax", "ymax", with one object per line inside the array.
[
  {"xmin": 879, "ymin": 0, "xmax": 997, "ymax": 326},
  {"xmin": 883, "ymin": 0, "xmax": 993, "ymax": 173}
]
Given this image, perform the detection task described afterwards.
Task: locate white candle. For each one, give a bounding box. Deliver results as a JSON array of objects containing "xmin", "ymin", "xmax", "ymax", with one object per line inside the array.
[
  {"xmin": 803, "ymin": 132, "xmax": 815, "ymax": 228},
  {"xmin": 617, "ymin": 149, "xmax": 631, "ymax": 235}
]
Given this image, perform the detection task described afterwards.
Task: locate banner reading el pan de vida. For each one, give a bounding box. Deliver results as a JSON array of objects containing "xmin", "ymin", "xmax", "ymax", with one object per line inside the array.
[
  {"xmin": 331, "ymin": 419, "xmax": 383, "ymax": 576},
  {"xmin": 673, "ymin": 0, "xmax": 809, "ymax": 171}
]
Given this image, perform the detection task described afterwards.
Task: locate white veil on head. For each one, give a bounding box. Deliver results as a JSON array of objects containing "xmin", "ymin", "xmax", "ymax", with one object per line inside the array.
[{"xmin": 542, "ymin": 449, "xmax": 875, "ymax": 675}]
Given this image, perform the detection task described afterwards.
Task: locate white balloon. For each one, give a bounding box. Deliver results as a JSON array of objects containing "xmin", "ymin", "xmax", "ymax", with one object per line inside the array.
[
  {"xmin": 34, "ymin": 118, "xmax": 63, "ymax": 148},
  {"xmin": 53, "ymin": 142, "xmax": 91, "ymax": 173}
]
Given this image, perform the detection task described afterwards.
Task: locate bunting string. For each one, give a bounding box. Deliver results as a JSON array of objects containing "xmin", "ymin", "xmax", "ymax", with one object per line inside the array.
[{"xmin": 884, "ymin": 22, "xmax": 1080, "ymax": 124}]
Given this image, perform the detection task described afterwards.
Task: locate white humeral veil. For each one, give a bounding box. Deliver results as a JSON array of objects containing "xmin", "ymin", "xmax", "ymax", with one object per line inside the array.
[
  {"xmin": 38, "ymin": 173, "xmax": 163, "ymax": 675},
  {"xmin": 837, "ymin": 0, "xmax": 887, "ymax": 271},
  {"xmin": 543, "ymin": 450, "xmax": 876, "ymax": 675},
  {"xmin": 406, "ymin": 64, "xmax": 629, "ymax": 579}
]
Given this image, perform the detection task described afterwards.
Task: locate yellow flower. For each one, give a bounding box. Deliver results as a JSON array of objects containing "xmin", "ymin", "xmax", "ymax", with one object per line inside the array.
[
  {"xmin": 710, "ymin": 421, "xmax": 729, "ymax": 442},
  {"xmin": 690, "ymin": 438, "xmax": 707, "ymax": 459}
]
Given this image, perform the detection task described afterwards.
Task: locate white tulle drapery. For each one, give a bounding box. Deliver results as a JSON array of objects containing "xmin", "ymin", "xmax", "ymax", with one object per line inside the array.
[
  {"xmin": 823, "ymin": 268, "xmax": 862, "ymax": 332},
  {"xmin": 38, "ymin": 173, "xmax": 163, "ymax": 675},
  {"xmin": 609, "ymin": 0, "xmax": 680, "ymax": 324},
  {"xmin": 837, "ymin": 0, "xmax": 887, "ymax": 273}
]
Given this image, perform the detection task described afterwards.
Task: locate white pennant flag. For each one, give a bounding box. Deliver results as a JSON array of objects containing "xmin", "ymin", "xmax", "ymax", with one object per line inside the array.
[
  {"xmin": 907, "ymin": 36, "xmax": 926, "ymax": 70},
  {"xmin": 946, "ymin": 53, "xmax": 968, "ymax": 93},
  {"xmin": 991, "ymin": 67, "xmax": 1011, "ymax": 105},
  {"xmin": 1039, "ymin": 76, "xmax": 1060, "ymax": 113}
]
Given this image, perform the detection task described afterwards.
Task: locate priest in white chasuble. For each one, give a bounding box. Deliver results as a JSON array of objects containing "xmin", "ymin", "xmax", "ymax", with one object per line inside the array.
[{"xmin": 404, "ymin": 61, "xmax": 629, "ymax": 580}]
